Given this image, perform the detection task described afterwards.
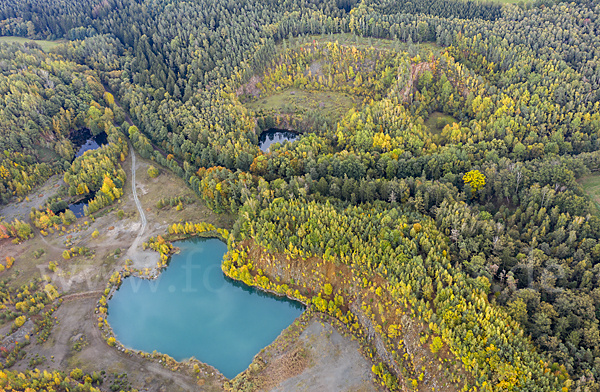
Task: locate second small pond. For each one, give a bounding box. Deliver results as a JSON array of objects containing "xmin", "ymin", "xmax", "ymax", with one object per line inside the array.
[
  {"xmin": 258, "ymin": 128, "xmax": 299, "ymax": 152},
  {"xmin": 72, "ymin": 129, "xmax": 108, "ymax": 158},
  {"xmin": 67, "ymin": 193, "xmax": 95, "ymax": 218}
]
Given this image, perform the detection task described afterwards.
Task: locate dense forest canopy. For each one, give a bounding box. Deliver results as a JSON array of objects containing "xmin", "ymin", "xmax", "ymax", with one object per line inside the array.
[{"xmin": 1, "ymin": 0, "xmax": 600, "ymax": 390}]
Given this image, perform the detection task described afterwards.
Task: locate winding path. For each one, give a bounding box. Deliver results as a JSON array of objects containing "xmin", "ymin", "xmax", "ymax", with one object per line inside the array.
[
  {"xmin": 126, "ymin": 149, "xmax": 147, "ymax": 262},
  {"xmin": 61, "ymin": 290, "xmax": 104, "ymax": 302},
  {"xmin": 105, "ymin": 85, "xmax": 147, "ymax": 255}
]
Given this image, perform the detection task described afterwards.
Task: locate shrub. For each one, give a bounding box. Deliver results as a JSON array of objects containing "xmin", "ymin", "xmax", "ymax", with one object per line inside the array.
[
  {"xmin": 70, "ymin": 368, "xmax": 83, "ymax": 380},
  {"xmin": 14, "ymin": 316, "xmax": 25, "ymax": 328},
  {"xmin": 147, "ymin": 166, "xmax": 159, "ymax": 178}
]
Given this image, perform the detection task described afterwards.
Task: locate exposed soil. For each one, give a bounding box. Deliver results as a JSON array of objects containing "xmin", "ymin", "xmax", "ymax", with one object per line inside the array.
[
  {"xmin": 0, "ymin": 174, "xmax": 64, "ymax": 222},
  {"xmin": 399, "ymin": 61, "xmax": 434, "ymax": 103},
  {"xmin": 238, "ymin": 241, "xmax": 468, "ymax": 392},
  {"xmin": 0, "ymin": 147, "xmax": 379, "ymax": 391},
  {"xmin": 0, "ymin": 150, "xmax": 232, "ymax": 390},
  {"xmin": 268, "ymin": 319, "xmax": 379, "ymax": 392},
  {"xmin": 125, "ymin": 148, "xmax": 158, "ymax": 270},
  {"xmin": 237, "ymin": 75, "xmax": 263, "ymax": 98},
  {"xmin": 13, "ymin": 297, "xmax": 219, "ymax": 392},
  {"xmin": 308, "ymin": 61, "xmax": 323, "ymax": 77},
  {"xmin": 230, "ymin": 311, "xmax": 381, "ymax": 392}
]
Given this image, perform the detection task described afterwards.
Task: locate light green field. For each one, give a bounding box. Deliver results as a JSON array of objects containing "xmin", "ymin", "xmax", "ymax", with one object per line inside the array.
[
  {"xmin": 424, "ymin": 111, "xmax": 458, "ymax": 135},
  {"xmin": 0, "ymin": 36, "xmax": 65, "ymax": 52},
  {"xmin": 246, "ymin": 89, "xmax": 358, "ymax": 122},
  {"xmin": 579, "ymin": 174, "xmax": 600, "ymax": 213},
  {"xmin": 36, "ymin": 146, "xmax": 61, "ymax": 163}
]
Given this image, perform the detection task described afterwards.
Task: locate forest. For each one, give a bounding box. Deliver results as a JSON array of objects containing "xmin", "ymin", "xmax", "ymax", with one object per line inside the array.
[{"xmin": 0, "ymin": 0, "xmax": 600, "ymax": 390}]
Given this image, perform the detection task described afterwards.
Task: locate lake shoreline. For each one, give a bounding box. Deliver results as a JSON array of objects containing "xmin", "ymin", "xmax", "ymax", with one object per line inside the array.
[{"xmin": 102, "ymin": 232, "xmax": 307, "ymax": 378}]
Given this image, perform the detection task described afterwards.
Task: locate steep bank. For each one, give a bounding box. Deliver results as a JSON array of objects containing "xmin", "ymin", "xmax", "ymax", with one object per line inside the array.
[{"xmin": 223, "ymin": 240, "xmax": 467, "ymax": 392}]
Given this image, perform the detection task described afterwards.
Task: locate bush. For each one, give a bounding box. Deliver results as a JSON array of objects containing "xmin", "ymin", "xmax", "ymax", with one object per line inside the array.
[
  {"xmin": 147, "ymin": 166, "xmax": 159, "ymax": 178},
  {"xmin": 70, "ymin": 368, "xmax": 83, "ymax": 380},
  {"xmin": 61, "ymin": 209, "xmax": 77, "ymax": 225},
  {"xmin": 107, "ymin": 337, "xmax": 116, "ymax": 347},
  {"xmin": 14, "ymin": 316, "xmax": 25, "ymax": 328},
  {"xmin": 92, "ymin": 230, "xmax": 99, "ymax": 239}
]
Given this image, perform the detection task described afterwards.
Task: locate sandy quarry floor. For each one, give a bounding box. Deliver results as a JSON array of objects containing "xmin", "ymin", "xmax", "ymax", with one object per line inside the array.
[
  {"xmin": 0, "ymin": 150, "xmax": 381, "ymax": 391},
  {"xmin": 268, "ymin": 319, "xmax": 380, "ymax": 392}
]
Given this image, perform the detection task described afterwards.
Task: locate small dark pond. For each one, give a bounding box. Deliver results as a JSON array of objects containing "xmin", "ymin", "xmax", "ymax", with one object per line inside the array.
[
  {"xmin": 107, "ymin": 238, "xmax": 304, "ymax": 379},
  {"xmin": 72, "ymin": 129, "xmax": 108, "ymax": 158},
  {"xmin": 67, "ymin": 193, "xmax": 94, "ymax": 218},
  {"xmin": 51, "ymin": 193, "xmax": 94, "ymax": 219},
  {"xmin": 258, "ymin": 128, "xmax": 299, "ymax": 152}
]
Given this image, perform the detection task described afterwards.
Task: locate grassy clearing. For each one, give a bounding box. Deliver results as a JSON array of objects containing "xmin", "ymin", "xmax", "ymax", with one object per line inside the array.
[
  {"xmin": 2, "ymin": 231, "xmax": 62, "ymax": 288},
  {"xmin": 36, "ymin": 146, "xmax": 61, "ymax": 163},
  {"xmin": 0, "ymin": 36, "xmax": 65, "ymax": 52},
  {"xmin": 424, "ymin": 111, "xmax": 458, "ymax": 135},
  {"xmin": 134, "ymin": 154, "xmax": 237, "ymax": 230},
  {"xmin": 579, "ymin": 174, "xmax": 600, "ymax": 213},
  {"xmin": 246, "ymin": 89, "xmax": 358, "ymax": 123},
  {"xmin": 246, "ymin": 34, "xmax": 441, "ymax": 125}
]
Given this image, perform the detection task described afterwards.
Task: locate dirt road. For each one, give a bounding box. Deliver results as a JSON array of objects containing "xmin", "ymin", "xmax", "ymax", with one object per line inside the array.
[
  {"xmin": 129, "ymin": 148, "xmax": 147, "ymax": 250},
  {"xmin": 126, "ymin": 148, "xmax": 158, "ymax": 269}
]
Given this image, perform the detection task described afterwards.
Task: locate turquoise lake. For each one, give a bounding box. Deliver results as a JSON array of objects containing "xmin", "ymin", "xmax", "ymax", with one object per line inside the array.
[{"xmin": 107, "ymin": 237, "xmax": 304, "ymax": 379}]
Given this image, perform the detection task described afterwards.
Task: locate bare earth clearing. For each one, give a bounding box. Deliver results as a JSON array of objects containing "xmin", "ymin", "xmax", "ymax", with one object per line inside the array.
[
  {"xmin": 0, "ymin": 174, "xmax": 64, "ymax": 222},
  {"xmin": 269, "ymin": 319, "xmax": 380, "ymax": 392},
  {"xmin": 0, "ymin": 147, "xmax": 379, "ymax": 391}
]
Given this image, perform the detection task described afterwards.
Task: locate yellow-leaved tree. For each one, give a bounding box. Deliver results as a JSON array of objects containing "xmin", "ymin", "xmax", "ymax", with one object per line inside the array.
[{"xmin": 463, "ymin": 170, "xmax": 486, "ymax": 195}]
